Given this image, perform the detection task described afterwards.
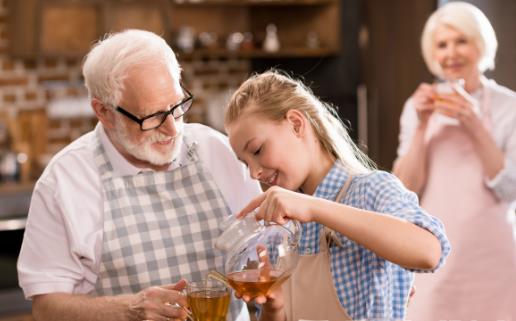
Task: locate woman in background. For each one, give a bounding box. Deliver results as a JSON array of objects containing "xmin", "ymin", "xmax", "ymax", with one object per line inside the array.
[{"xmin": 394, "ymin": 2, "xmax": 516, "ymax": 320}]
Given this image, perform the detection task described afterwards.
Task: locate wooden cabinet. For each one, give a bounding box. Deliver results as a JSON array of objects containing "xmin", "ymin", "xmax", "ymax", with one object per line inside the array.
[
  {"xmin": 8, "ymin": 0, "xmax": 103, "ymax": 58},
  {"xmin": 39, "ymin": 2, "xmax": 101, "ymax": 57},
  {"xmin": 8, "ymin": 0, "xmax": 167, "ymax": 58},
  {"xmin": 169, "ymin": 0, "xmax": 341, "ymax": 58},
  {"xmin": 8, "ymin": 0, "xmax": 340, "ymax": 59}
]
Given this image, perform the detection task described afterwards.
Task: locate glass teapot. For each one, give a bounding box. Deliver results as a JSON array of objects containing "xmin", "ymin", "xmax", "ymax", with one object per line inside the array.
[{"xmin": 212, "ymin": 214, "xmax": 301, "ymax": 298}]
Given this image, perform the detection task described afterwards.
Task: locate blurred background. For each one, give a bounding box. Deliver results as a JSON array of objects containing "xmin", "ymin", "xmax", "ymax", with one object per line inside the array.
[{"xmin": 0, "ymin": 0, "xmax": 514, "ymax": 319}]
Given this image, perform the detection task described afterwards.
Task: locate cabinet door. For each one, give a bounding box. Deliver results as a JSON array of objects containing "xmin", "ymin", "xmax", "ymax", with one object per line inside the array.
[
  {"xmin": 39, "ymin": 2, "xmax": 101, "ymax": 57},
  {"xmin": 8, "ymin": 0, "xmax": 102, "ymax": 58},
  {"xmin": 103, "ymin": 0, "xmax": 168, "ymax": 35}
]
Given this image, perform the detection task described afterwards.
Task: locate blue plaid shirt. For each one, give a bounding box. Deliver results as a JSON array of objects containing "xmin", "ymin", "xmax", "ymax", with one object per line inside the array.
[{"xmin": 299, "ymin": 162, "xmax": 451, "ymax": 320}]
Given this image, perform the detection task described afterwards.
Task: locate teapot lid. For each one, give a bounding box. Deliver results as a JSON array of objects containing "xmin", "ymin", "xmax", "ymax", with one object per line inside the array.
[{"xmin": 214, "ymin": 215, "xmax": 261, "ymax": 252}]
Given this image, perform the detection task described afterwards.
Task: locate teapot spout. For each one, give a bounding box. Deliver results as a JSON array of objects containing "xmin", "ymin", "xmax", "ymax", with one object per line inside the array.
[{"xmin": 207, "ymin": 270, "xmax": 230, "ymax": 288}]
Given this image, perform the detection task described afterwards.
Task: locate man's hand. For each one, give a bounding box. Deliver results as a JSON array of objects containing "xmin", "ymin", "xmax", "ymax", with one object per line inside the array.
[{"xmin": 129, "ymin": 279, "xmax": 189, "ymax": 321}]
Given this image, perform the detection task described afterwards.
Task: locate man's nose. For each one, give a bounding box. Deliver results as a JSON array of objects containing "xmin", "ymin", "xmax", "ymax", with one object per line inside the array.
[{"xmin": 160, "ymin": 114, "xmax": 180, "ymax": 137}]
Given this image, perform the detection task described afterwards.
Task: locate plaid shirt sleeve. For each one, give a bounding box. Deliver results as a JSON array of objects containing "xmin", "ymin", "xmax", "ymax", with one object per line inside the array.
[{"xmin": 363, "ymin": 171, "xmax": 451, "ymax": 272}]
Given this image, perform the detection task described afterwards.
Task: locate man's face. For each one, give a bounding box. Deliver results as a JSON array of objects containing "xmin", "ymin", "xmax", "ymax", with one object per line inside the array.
[{"xmin": 111, "ymin": 64, "xmax": 186, "ymax": 167}]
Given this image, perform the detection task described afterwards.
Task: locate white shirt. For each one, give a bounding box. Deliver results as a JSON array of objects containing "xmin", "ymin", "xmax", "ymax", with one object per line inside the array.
[
  {"xmin": 397, "ymin": 78, "xmax": 516, "ymax": 203},
  {"xmin": 18, "ymin": 123, "xmax": 261, "ymax": 299}
]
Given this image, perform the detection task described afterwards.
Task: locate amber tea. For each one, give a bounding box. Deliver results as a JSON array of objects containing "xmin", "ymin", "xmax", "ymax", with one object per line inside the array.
[
  {"xmin": 187, "ymin": 282, "xmax": 230, "ymax": 321},
  {"xmin": 227, "ymin": 269, "xmax": 288, "ymax": 298}
]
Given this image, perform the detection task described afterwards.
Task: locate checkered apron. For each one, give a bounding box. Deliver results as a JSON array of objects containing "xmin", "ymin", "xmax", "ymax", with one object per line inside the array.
[{"xmin": 92, "ymin": 132, "xmax": 247, "ymax": 321}]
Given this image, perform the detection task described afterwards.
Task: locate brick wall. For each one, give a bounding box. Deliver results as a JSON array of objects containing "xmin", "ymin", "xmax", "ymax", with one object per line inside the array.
[{"xmin": 0, "ymin": 0, "xmax": 250, "ymax": 179}]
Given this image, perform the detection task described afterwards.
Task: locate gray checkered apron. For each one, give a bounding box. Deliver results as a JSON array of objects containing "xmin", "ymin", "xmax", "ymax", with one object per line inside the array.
[{"xmin": 92, "ymin": 132, "xmax": 248, "ymax": 321}]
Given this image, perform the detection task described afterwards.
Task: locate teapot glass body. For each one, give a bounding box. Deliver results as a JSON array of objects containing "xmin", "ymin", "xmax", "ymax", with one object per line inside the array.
[{"xmin": 214, "ymin": 215, "xmax": 301, "ymax": 298}]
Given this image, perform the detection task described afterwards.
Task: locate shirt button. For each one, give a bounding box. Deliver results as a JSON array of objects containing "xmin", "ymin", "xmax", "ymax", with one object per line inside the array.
[{"xmin": 304, "ymin": 248, "xmax": 312, "ymax": 254}]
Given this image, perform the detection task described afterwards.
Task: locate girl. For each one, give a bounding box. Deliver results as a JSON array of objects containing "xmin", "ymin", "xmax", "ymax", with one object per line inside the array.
[{"xmin": 224, "ymin": 70, "xmax": 450, "ymax": 321}]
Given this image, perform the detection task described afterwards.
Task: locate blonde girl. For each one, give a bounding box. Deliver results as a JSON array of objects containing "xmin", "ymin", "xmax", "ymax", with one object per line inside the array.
[{"xmin": 224, "ymin": 70, "xmax": 450, "ymax": 321}]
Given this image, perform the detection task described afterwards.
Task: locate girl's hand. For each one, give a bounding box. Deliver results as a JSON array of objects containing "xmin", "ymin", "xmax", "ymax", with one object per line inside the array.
[
  {"xmin": 237, "ymin": 186, "xmax": 316, "ymax": 224},
  {"xmin": 412, "ymin": 83, "xmax": 436, "ymax": 125},
  {"xmin": 434, "ymin": 89, "xmax": 483, "ymax": 135},
  {"xmin": 234, "ymin": 285, "xmax": 285, "ymax": 319}
]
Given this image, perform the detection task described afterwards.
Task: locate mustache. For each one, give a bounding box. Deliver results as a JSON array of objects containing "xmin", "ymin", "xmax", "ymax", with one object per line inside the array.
[{"xmin": 145, "ymin": 130, "xmax": 182, "ymax": 144}]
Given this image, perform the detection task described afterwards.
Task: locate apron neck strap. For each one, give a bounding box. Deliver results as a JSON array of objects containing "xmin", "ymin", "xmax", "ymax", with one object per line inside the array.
[{"xmin": 323, "ymin": 175, "xmax": 353, "ymax": 248}]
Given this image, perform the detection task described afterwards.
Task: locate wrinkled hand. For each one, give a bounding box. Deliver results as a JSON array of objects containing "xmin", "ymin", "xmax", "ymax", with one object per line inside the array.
[
  {"xmin": 237, "ymin": 186, "xmax": 315, "ymax": 224},
  {"xmin": 412, "ymin": 83, "xmax": 436, "ymax": 125},
  {"xmin": 433, "ymin": 88, "xmax": 483, "ymax": 135},
  {"xmin": 129, "ymin": 279, "xmax": 189, "ymax": 321}
]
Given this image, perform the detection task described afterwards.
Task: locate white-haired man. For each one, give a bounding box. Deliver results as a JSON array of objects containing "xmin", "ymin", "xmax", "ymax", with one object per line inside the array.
[{"xmin": 18, "ymin": 29, "xmax": 261, "ymax": 321}]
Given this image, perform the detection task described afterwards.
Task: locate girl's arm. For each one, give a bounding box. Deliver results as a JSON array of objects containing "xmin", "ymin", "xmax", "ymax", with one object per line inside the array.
[
  {"xmin": 311, "ymin": 197, "xmax": 442, "ymax": 270},
  {"xmin": 240, "ymin": 184, "xmax": 446, "ymax": 271}
]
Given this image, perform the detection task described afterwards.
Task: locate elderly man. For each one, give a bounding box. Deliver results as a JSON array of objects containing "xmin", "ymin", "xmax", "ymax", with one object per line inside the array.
[{"xmin": 17, "ymin": 29, "xmax": 260, "ymax": 321}]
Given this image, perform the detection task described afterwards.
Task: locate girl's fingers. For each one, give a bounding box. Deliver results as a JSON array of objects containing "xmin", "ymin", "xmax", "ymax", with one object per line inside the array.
[{"xmin": 237, "ymin": 193, "xmax": 266, "ymax": 218}]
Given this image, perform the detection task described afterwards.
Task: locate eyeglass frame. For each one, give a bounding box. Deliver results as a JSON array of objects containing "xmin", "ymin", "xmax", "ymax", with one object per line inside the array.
[{"xmin": 115, "ymin": 84, "xmax": 194, "ymax": 131}]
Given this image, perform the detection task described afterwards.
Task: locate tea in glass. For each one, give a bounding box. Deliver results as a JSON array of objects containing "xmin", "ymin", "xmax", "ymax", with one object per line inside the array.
[
  {"xmin": 187, "ymin": 280, "xmax": 230, "ymax": 321},
  {"xmin": 226, "ymin": 269, "xmax": 289, "ymax": 298}
]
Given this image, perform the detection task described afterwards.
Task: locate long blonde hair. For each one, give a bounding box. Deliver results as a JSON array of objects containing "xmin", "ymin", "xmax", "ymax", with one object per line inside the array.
[{"xmin": 224, "ymin": 70, "xmax": 375, "ymax": 175}]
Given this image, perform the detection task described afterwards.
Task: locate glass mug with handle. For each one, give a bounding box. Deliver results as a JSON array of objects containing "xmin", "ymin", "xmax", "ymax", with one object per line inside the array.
[
  {"xmin": 432, "ymin": 79, "xmax": 480, "ymax": 126},
  {"xmin": 187, "ymin": 279, "xmax": 230, "ymax": 321}
]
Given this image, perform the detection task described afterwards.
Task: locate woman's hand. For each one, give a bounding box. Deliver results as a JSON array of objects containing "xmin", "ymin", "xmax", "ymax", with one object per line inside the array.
[
  {"xmin": 237, "ymin": 186, "xmax": 316, "ymax": 224},
  {"xmin": 412, "ymin": 83, "xmax": 437, "ymax": 125},
  {"xmin": 433, "ymin": 89, "xmax": 483, "ymax": 135}
]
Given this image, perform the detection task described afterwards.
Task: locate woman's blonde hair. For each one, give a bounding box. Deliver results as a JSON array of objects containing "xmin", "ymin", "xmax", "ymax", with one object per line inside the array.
[
  {"xmin": 224, "ymin": 70, "xmax": 375, "ymax": 175},
  {"xmin": 421, "ymin": 1, "xmax": 497, "ymax": 78}
]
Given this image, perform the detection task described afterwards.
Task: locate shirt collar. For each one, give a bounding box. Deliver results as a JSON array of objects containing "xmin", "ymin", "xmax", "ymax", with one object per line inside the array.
[
  {"xmin": 313, "ymin": 161, "xmax": 350, "ymax": 201},
  {"xmin": 314, "ymin": 161, "xmax": 349, "ymax": 200},
  {"xmin": 96, "ymin": 124, "xmax": 183, "ymax": 177}
]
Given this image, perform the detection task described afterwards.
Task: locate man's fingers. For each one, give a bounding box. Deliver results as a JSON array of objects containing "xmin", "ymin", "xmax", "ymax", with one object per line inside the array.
[
  {"xmin": 162, "ymin": 303, "xmax": 189, "ymax": 320},
  {"xmin": 161, "ymin": 279, "xmax": 187, "ymax": 291}
]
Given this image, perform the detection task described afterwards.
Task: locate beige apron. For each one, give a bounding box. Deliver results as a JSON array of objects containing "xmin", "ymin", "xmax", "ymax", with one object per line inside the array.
[{"xmin": 282, "ymin": 177, "xmax": 354, "ymax": 321}]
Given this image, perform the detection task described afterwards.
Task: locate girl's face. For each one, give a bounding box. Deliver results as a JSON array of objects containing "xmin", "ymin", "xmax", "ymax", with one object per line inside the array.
[
  {"xmin": 227, "ymin": 111, "xmax": 311, "ymax": 191},
  {"xmin": 432, "ymin": 24, "xmax": 481, "ymax": 84}
]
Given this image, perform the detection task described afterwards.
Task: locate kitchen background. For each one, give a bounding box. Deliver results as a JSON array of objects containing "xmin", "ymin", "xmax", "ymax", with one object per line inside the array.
[{"xmin": 0, "ymin": 0, "xmax": 514, "ymax": 319}]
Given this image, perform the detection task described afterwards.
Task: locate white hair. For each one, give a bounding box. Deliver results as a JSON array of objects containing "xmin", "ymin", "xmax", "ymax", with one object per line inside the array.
[
  {"xmin": 421, "ymin": 1, "xmax": 497, "ymax": 77},
  {"xmin": 82, "ymin": 29, "xmax": 181, "ymax": 107}
]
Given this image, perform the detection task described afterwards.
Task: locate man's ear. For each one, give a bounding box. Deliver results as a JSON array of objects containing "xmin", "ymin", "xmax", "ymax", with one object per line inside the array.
[
  {"xmin": 285, "ymin": 109, "xmax": 306, "ymax": 137},
  {"xmin": 92, "ymin": 98, "xmax": 115, "ymax": 130}
]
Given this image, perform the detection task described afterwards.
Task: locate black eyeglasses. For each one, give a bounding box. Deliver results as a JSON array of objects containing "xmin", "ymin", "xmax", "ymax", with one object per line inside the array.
[{"xmin": 115, "ymin": 84, "xmax": 194, "ymax": 131}]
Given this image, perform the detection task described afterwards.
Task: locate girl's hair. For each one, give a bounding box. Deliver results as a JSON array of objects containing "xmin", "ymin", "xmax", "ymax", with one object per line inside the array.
[
  {"xmin": 82, "ymin": 29, "xmax": 182, "ymax": 107},
  {"xmin": 421, "ymin": 1, "xmax": 497, "ymax": 78},
  {"xmin": 224, "ymin": 70, "xmax": 375, "ymax": 175}
]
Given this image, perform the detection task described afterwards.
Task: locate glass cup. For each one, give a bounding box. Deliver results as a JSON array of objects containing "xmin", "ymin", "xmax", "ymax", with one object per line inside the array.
[
  {"xmin": 187, "ymin": 280, "xmax": 230, "ymax": 321},
  {"xmin": 433, "ymin": 80, "xmax": 464, "ymax": 125}
]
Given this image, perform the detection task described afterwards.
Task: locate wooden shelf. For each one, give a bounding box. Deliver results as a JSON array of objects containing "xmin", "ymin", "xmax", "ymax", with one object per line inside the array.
[
  {"xmin": 171, "ymin": 0, "xmax": 336, "ymax": 7},
  {"xmin": 177, "ymin": 47, "xmax": 339, "ymax": 59}
]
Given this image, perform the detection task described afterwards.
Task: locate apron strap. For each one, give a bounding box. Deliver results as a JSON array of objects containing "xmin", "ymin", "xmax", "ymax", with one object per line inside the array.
[{"xmin": 324, "ymin": 175, "xmax": 353, "ymax": 248}]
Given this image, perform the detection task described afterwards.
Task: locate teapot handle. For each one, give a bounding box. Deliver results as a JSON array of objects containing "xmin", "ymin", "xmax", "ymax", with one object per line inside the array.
[{"xmin": 267, "ymin": 219, "xmax": 301, "ymax": 246}]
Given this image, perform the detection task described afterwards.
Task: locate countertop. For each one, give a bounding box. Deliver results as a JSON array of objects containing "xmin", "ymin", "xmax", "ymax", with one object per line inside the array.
[{"xmin": 0, "ymin": 182, "xmax": 33, "ymax": 231}]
